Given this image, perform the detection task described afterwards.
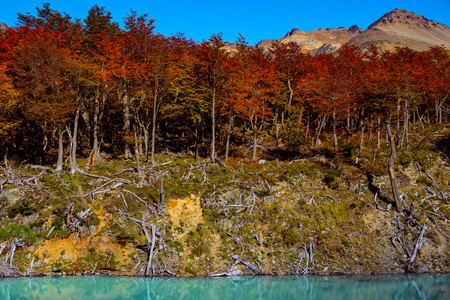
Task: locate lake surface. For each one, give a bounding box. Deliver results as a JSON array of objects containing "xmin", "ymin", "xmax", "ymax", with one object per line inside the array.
[{"xmin": 0, "ymin": 274, "xmax": 449, "ymax": 299}]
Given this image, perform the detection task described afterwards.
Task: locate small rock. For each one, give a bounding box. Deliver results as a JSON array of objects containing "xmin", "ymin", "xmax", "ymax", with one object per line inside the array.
[
  {"xmin": 62, "ymin": 254, "xmax": 72, "ymax": 262},
  {"xmin": 34, "ymin": 260, "xmax": 44, "ymax": 268},
  {"xmin": 89, "ymin": 226, "xmax": 98, "ymax": 234}
]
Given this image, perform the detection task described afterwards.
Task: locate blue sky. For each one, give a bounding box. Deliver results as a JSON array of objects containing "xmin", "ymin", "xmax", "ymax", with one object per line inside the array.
[{"xmin": 1, "ymin": 1, "xmax": 449, "ymax": 45}]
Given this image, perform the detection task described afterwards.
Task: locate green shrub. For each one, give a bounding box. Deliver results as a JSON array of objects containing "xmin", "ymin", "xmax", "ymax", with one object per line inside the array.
[
  {"xmin": 415, "ymin": 150, "xmax": 437, "ymax": 171},
  {"xmin": 323, "ymin": 169, "xmax": 340, "ymax": 189},
  {"xmin": 7, "ymin": 201, "xmax": 37, "ymax": 218},
  {"xmin": 281, "ymin": 227, "xmax": 301, "ymax": 246},
  {"xmin": 29, "ymin": 221, "xmax": 45, "ymax": 229},
  {"xmin": 416, "ymin": 175, "xmax": 433, "ymax": 186},
  {"xmin": 0, "ymin": 225, "xmax": 37, "ymax": 245},
  {"xmin": 341, "ymin": 143, "xmax": 358, "ymax": 160},
  {"xmin": 398, "ymin": 152, "xmax": 413, "ymax": 167}
]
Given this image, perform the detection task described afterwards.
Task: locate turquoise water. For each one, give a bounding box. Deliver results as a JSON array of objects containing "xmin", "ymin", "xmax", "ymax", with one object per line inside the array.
[{"xmin": 0, "ymin": 274, "xmax": 449, "ymax": 299}]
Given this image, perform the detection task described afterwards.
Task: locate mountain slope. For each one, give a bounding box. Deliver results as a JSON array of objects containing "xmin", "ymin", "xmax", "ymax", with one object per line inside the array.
[
  {"xmin": 255, "ymin": 9, "xmax": 449, "ymax": 54},
  {"xmin": 347, "ymin": 9, "xmax": 450, "ymax": 52},
  {"xmin": 257, "ymin": 26, "xmax": 362, "ymax": 54}
]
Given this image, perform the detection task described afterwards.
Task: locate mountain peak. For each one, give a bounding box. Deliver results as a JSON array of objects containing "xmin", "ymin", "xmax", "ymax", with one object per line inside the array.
[
  {"xmin": 284, "ymin": 28, "xmax": 305, "ymax": 37},
  {"xmin": 0, "ymin": 22, "xmax": 7, "ymax": 30},
  {"xmin": 348, "ymin": 8, "xmax": 450, "ymax": 52},
  {"xmin": 347, "ymin": 25, "xmax": 362, "ymax": 34},
  {"xmin": 367, "ymin": 9, "xmax": 438, "ymax": 30}
]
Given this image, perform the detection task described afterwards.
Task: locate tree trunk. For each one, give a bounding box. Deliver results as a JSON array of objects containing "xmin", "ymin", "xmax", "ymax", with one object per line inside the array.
[
  {"xmin": 143, "ymin": 125, "xmax": 149, "ymax": 162},
  {"xmin": 386, "ymin": 122, "xmax": 403, "ymax": 213},
  {"xmin": 56, "ymin": 128, "xmax": 64, "ymax": 172},
  {"xmin": 70, "ymin": 104, "xmax": 81, "ymax": 174},
  {"xmin": 135, "ymin": 149, "xmax": 140, "ymax": 173},
  {"xmin": 396, "ymin": 97, "xmax": 401, "ymax": 138},
  {"xmin": 435, "ymin": 93, "xmax": 448, "ymax": 124},
  {"xmin": 252, "ymin": 116, "xmax": 258, "ymax": 161},
  {"xmin": 151, "ymin": 80, "xmax": 159, "ymax": 164},
  {"xmin": 346, "ymin": 109, "xmax": 350, "ymax": 143},
  {"xmin": 145, "ymin": 224, "xmax": 156, "ymax": 276},
  {"xmin": 90, "ymin": 90, "xmax": 102, "ymax": 164},
  {"xmin": 332, "ymin": 109, "xmax": 338, "ymax": 151},
  {"xmin": 359, "ymin": 124, "xmax": 365, "ymax": 157},
  {"xmin": 405, "ymin": 98, "xmax": 409, "ymax": 144},
  {"xmin": 211, "ymin": 86, "xmax": 216, "ymax": 160},
  {"xmin": 225, "ymin": 113, "xmax": 234, "ymax": 161},
  {"xmin": 122, "ymin": 84, "xmax": 132, "ymax": 160},
  {"xmin": 274, "ymin": 112, "xmax": 280, "ymax": 149},
  {"xmin": 315, "ymin": 115, "xmax": 327, "ymax": 147},
  {"xmin": 287, "ymin": 78, "xmax": 294, "ymax": 107},
  {"xmin": 194, "ymin": 125, "xmax": 199, "ymax": 160},
  {"xmin": 377, "ymin": 117, "xmax": 381, "ymax": 149}
]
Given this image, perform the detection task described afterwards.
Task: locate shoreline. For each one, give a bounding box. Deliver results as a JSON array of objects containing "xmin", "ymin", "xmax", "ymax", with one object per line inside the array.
[{"xmin": 2, "ymin": 269, "xmax": 450, "ymax": 279}]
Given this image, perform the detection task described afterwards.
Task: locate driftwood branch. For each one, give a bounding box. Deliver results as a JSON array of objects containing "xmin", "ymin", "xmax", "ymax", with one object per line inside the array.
[
  {"xmin": 123, "ymin": 189, "xmax": 150, "ymax": 210},
  {"xmin": 327, "ymin": 194, "xmax": 339, "ymax": 203},
  {"xmin": 373, "ymin": 184, "xmax": 392, "ymax": 211},
  {"xmin": 84, "ymin": 178, "xmax": 131, "ymax": 199},
  {"xmin": 230, "ymin": 255, "xmax": 261, "ymax": 275},
  {"xmin": 420, "ymin": 187, "xmax": 437, "ymax": 204},
  {"xmin": 25, "ymin": 164, "xmax": 54, "ymax": 173}
]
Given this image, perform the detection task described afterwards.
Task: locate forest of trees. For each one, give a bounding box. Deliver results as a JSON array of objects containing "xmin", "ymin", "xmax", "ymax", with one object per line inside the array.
[{"xmin": 0, "ymin": 4, "xmax": 449, "ymax": 172}]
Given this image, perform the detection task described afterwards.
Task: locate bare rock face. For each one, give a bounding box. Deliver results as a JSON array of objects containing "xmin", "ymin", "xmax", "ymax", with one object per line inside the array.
[
  {"xmin": 0, "ymin": 22, "xmax": 7, "ymax": 30},
  {"xmin": 348, "ymin": 9, "xmax": 450, "ymax": 52},
  {"xmin": 347, "ymin": 25, "xmax": 363, "ymax": 34},
  {"xmin": 309, "ymin": 43, "xmax": 340, "ymax": 55},
  {"xmin": 257, "ymin": 25, "xmax": 362, "ymax": 54}
]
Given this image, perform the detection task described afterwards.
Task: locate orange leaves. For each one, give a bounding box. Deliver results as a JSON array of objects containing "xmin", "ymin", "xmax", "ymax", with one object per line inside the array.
[
  {"xmin": 227, "ymin": 44, "xmax": 275, "ymax": 123},
  {"xmin": 4, "ymin": 26, "xmax": 80, "ymax": 131},
  {"xmin": 0, "ymin": 63, "xmax": 22, "ymax": 143}
]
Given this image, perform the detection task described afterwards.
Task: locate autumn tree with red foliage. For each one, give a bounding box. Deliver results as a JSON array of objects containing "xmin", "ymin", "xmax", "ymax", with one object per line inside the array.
[{"xmin": 0, "ymin": 3, "xmax": 448, "ymax": 182}]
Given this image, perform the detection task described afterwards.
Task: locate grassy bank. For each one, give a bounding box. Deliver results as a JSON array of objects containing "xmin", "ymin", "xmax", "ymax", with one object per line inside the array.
[{"xmin": 1, "ymin": 127, "xmax": 449, "ymax": 277}]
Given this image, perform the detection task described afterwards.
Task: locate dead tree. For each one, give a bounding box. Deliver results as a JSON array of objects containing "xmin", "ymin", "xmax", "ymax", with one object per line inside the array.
[
  {"xmin": 406, "ymin": 225, "xmax": 426, "ymax": 272},
  {"xmin": 135, "ymin": 149, "xmax": 140, "ymax": 173},
  {"xmin": 128, "ymin": 217, "xmax": 157, "ymax": 276},
  {"xmin": 296, "ymin": 242, "xmax": 315, "ymax": 275},
  {"xmin": 0, "ymin": 241, "xmax": 8, "ymax": 256},
  {"xmin": 386, "ymin": 121, "xmax": 403, "ymax": 213},
  {"xmin": 5, "ymin": 239, "xmax": 24, "ymax": 268},
  {"xmin": 159, "ymin": 173, "xmax": 165, "ymax": 213},
  {"xmin": 66, "ymin": 203, "xmax": 85, "ymax": 237}
]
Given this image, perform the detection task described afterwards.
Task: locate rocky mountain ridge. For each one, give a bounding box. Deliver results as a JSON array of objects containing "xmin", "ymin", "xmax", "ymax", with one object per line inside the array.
[
  {"xmin": 257, "ymin": 25, "xmax": 362, "ymax": 54},
  {"xmin": 256, "ymin": 9, "xmax": 450, "ymax": 54},
  {"xmin": 348, "ymin": 9, "xmax": 450, "ymax": 52}
]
